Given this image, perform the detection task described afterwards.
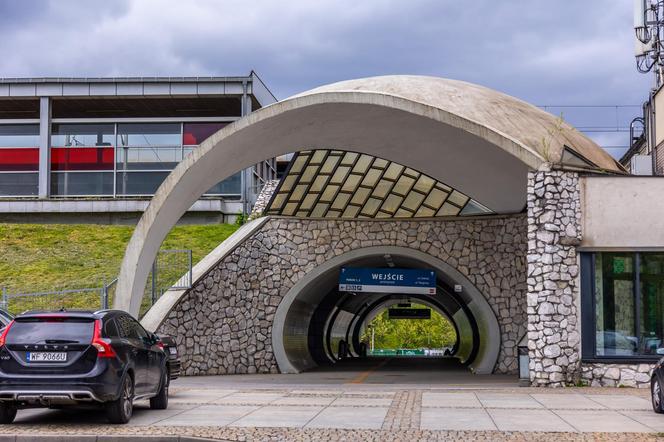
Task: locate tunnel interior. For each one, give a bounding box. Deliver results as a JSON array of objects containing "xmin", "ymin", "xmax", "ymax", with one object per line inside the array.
[{"xmin": 274, "ymin": 247, "xmax": 501, "ymax": 375}]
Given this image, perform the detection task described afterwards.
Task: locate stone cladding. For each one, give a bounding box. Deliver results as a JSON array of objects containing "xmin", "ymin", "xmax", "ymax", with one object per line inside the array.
[
  {"xmin": 526, "ymin": 166, "xmax": 582, "ymax": 387},
  {"xmin": 158, "ymin": 216, "xmax": 527, "ymax": 376}
]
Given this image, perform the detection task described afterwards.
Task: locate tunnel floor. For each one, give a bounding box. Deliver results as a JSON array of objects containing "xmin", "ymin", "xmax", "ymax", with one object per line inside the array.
[{"xmin": 179, "ymin": 357, "xmax": 518, "ymax": 388}]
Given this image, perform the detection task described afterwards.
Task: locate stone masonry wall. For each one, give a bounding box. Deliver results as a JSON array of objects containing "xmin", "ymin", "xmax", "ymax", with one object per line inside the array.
[
  {"xmin": 158, "ymin": 216, "xmax": 528, "ymax": 376},
  {"xmin": 526, "ymin": 166, "xmax": 582, "ymax": 387},
  {"xmin": 581, "ymin": 363, "xmax": 653, "ymax": 388}
]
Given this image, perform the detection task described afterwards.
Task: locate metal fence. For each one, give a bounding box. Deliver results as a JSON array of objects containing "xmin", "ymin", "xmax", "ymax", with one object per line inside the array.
[{"xmin": 2, "ymin": 249, "xmax": 192, "ymax": 316}]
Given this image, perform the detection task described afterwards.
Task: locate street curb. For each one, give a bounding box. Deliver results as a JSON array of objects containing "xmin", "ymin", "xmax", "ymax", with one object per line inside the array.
[{"xmin": 0, "ymin": 436, "xmax": 223, "ymax": 442}]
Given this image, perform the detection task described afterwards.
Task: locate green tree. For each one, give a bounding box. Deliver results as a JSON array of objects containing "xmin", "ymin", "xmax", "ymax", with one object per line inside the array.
[{"xmin": 362, "ymin": 304, "xmax": 457, "ymax": 349}]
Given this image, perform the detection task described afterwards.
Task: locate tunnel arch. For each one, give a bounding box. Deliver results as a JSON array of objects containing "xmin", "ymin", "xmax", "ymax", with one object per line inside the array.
[
  {"xmin": 115, "ymin": 75, "xmax": 621, "ymax": 317},
  {"xmin": 272, "ymin": 246, "xmax": 500, "ymax": 374}
]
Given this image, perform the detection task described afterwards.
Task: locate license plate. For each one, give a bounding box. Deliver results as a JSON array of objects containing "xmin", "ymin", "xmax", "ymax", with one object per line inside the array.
[
  {"xmin": 168, "ymin": 347, "xmax": 177, "ymax": 355},
  {"xmin": 26, "ymin": 352, "xmax": 67, "ymax": 362}
]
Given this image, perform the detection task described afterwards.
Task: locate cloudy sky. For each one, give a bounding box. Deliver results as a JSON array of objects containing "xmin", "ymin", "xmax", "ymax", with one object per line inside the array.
[{"xmin": 0, "ymin": 0, "xmax": 651, "ymax": 156}]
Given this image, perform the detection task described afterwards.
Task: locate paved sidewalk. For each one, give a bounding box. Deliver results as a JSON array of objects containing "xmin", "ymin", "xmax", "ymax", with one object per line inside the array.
[{"xmin": 3, "ymin": 383, "xmax": 663, "ymax": 439}]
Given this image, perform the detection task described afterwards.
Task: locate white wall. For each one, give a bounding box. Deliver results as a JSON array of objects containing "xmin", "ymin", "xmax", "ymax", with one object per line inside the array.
[{"xmin": 581, "ymin": 176, "xmax": 664, "ymax": 249}]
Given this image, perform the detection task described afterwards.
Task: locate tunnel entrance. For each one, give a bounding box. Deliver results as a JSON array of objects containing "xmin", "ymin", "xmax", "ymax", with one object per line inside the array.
[{"xmin": 273, "ymin": 246, "xmax": 501, "ymax": 375}]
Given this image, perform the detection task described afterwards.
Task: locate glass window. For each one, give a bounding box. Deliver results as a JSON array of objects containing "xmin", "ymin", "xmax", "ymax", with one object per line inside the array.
[
  {"xmin": 0, "ymin": 148, "xmax": 39, "ymax": 171},
  {"xmin": 183, "ymin": 122, "xmax": 227, "ymax": 145},
  {"xmin": 116, "ymin": 171, "xmax": 169, "ymax": 195},
  {"xmin": 585, "ymin": 252, "xmax": 664, "ymax": 359},
  {"xmin": 51, "ymin": 147, "xmax": 114, "ymax": 171},
  {"xmin": 117, "ymin": 123, "xmax": 181, "ymax": 147},
  {"xmin": 51, "ymin": 172, "xmax": 114, "ymax": 196},
  {"xmin": 0, "ymin": 124, "xmax": 39, "ymax": 147},
  {"xmin": 639, "ymin": 254, "xmax": 664, "ymax": 355},
  {"xmin": 205, "ymin": 172, "xmax": 242, "ymax": 195},
  {"xmin": 116, "ymin": 146, "xmax": 180, "ymax": 170},
  {"xmin": 0, "ymin": 172, "xmax": 38, "ymax": 196},
  {"xmin": 51, "ymin": 123, "xmax": 114, "ymax": 147},
  {"xmin": 595, "ymin": 253, "xmax": 636, "ymax": 356}
]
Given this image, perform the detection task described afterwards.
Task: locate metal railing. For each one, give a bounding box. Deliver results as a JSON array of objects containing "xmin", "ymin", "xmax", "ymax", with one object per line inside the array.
[{"xmin": 2, "ymin": 249, "xmax": 192, "ymax": 316}]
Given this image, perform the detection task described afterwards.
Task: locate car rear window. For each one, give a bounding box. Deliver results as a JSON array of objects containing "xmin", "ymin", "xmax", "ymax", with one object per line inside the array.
[{"xmin": 6, "ymin": 317, "xmax": 95, "ymax": 344}]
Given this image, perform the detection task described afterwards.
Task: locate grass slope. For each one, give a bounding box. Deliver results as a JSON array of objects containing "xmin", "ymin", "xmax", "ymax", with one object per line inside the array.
[{"xmin": 0, "ymin": 223, "xmax": 239, "ymax": 294}]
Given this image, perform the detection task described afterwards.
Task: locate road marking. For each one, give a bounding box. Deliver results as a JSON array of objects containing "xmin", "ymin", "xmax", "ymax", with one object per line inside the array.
[{"xmin": 348, "ymin": 359, "xmax": 389, "ymax": 384}]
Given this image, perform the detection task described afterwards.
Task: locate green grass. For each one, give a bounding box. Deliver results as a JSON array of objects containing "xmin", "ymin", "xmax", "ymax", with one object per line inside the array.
[{"xmin": 0, "ymin": 223, "xmax": 239, "ymax": 295}]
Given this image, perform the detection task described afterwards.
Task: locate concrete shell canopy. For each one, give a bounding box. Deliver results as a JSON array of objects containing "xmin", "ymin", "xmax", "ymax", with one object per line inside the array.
[{"xmin": 116, "ymin": 75, "xmax": 621, "ymax": 316}]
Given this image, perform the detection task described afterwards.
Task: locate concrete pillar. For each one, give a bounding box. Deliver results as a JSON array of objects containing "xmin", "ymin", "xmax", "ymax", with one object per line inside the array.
[
  {"xmin": 526, "ymin": 165, "xmax": 582, "ymax": 387},
  {"xmin": 38, "ymin": 96, "xmax": 52, "ymax": 198},
  {"xmin": 241, "ymin": 80, "xmax": 255, "ymax": 215}
]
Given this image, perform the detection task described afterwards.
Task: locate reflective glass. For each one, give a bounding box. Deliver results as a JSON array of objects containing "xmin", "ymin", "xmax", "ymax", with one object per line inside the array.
[
  {"xmin": 299, "ymin": 165, "xmax": 319, "ymax": 184},
  {"xmin": 206, "ymin": 173, "xmax": 242, "ymax": 195},
  {"xmin": 310, "ymin": 175, "xmax": 328, "ymax": 193},
  {"xmin": 289, "ymin": 154, "xmax": 309, "ymax": 174},
  {"xmin": 52, "ymin": 172, "xmax": 113, "ymax": 196},
  {"xmin": 116, "ymin": 147, "xmax": 180, "ymax": 170},
  {"xmin": 415, "ymin": 206, "xmax": 436, "ymax": 217},
  {"xmin": 183, "ymin": 122, "xmax": 227, "ymax": 145},
  {"xmin": 51, "ymin": 147, "xmax": 114, "ymax": 171},
  {"xmin": 0, "ymin": 148, "xmax": 39, "ymax": 171},
  {"xmin": 459, "ymin": 199, "xmax": 492, "ymax": 216},
  {"xmin": 279, "ymin": 175, "xmax": 298, "ymax": 192},
  {"xmin": 282, "ymin": 202, "xmax": 298, "ymax": 216},
  {"xmin": 0, "ymin": 124, "xmax": 39, "ymax": 147},
  {"xmin": 116, "ymin": 171, "xmax": 169, "ymax": 195},
  {"xmin": 392, "ymin": 175, "xmax": 415, "ymax": 196},
  {"xmin": 0, "ymin": 172, "xmax": 38, "ymax": 196},
  {"xmin": 639, "ymin": 254, "xmax": 664, "ymax": 355},
  {"xmin": 595, "ymin": 253, "xmax": 636, "ymax": 356},
  {"xmin": 413, "ymin": 175, "xmax": 435, "ymax": 194},
  {"xmin": 372, "ymin": 179, "xmax": 392, "ymax": 199},
  {"xmin": 51, "ymin": 124, "xmax": 114, "ymax": 147},
  {"xmin": 117, "ymin": 123, "xmax": 181, "ymax": 147}
]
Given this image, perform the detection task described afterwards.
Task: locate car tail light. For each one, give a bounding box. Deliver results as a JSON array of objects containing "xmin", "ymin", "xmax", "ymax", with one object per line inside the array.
[
  {"xmin": 92, "ymin": 319, "xmax": 117, "ymax": 358},
  {"xmin": 0, "ymin": 321, "xmax": 14, "ymax": 347},
  {"xmin": 157, "ymin": 340, "xmax": 164, "ymax": 351}
]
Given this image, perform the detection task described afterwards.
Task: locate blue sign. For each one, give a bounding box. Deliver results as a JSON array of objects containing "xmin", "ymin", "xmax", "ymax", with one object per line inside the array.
[{"xmin": 338, "ymin": 267, "xmax": 436, "ymax": 295}]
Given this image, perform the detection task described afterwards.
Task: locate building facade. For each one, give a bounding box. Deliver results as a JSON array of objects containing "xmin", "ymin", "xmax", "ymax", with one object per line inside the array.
[
  {"xmin": 0, "ymin": 72, "xmax": 277, "ymax": 223},
  {"xmin": 118, "ymin": 76, "xmax": 664, "ymax": 387}
]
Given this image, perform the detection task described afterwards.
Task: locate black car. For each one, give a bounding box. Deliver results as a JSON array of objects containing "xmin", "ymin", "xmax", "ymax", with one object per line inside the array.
[
  {"xmin": 0, "ymin": 310, "xmax": 12, "ymax": 329},
  {"xmin": 158, "ymin": 334, "xmax": 181, "ymax": 380},
  {"xmin": 0, "ymin": 310, "xmax": 169, "ymax": 424},
  {"xmin": 651, "ymin": 348, "xmax": 664, "ymax": 413}
]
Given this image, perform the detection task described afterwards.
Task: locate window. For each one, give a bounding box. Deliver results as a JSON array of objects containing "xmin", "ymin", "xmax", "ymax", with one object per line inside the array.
[
  {"xmin": 183, "ymin": 122, "xmax": 227, "ymax": 145},
  {"xmin": 0, "ymin": 124, "xmax": 39, "ymax": 196},
  {"xmin": 51, "ymin": 172, "xmax": 113, "ymax": 196},
  {"xmin": 104, "ymin": 319, "xmax": 120, "ymax": 338},
  {"xmin": 582, "ymin": 252, "xmax": 664, "ymax": 360}
]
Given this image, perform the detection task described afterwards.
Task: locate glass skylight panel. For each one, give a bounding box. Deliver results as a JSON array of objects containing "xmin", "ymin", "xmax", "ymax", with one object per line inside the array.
[{"xmin": 265, "ymin": 149, "xmax": 493, "ymax": 219}]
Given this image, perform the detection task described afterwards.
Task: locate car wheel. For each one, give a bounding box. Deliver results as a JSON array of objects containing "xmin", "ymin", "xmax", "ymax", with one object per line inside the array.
[
  {"xmin": 149, "ymin": 369, "xmax": 169, "ymax": 410},
  {"xmin": 106, "ymin": 374, "xmax": 134, "ymax": 424},
  {"xmin": 0, "ymin": 404, "xmax": 16, "ymax": 424},
  {"xmin": 652, "ymin": 377, "xmax": 664, "ymax": 414}
]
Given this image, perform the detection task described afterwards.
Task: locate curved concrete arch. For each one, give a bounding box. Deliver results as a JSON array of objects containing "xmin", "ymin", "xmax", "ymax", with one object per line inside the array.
[
  {"xmin": 271, "ymin": 245, "xmax": 501, "ymax": 375},
  {"xmin": 116, "ymin": 75, "xmax": 619, "ymax": 315}
]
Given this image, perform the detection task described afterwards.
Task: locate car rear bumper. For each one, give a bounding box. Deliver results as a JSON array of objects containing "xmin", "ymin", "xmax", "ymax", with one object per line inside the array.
[
  {"xmin": 0, "ymin": 389, "xmax": 104, "ymax": 404},
  {"xmin": 0, "ymin": 360, "xmax": 124, "ymax": 405}
]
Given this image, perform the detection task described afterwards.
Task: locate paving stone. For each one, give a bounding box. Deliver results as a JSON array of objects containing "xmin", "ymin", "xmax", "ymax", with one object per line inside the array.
[
  {"xmin": 554, "ymin": 409, "xmax": 653, "ymax": 433},
  {"xmin": 422, "ymin": 392, "xmax": 482, "ymax": 408},
  {"xmin": 488, "ymin": 408, "xmax": 575, "ymax": 432},
  {"xmin": 420, "ymin": 408, "xmax": 496, "ymax": 431},
  {"xmin": 477, "ymin": 393, "xmax": 544, "ymax": 409},
  {"xmin": 306, "ymin": 406, "xmax": 389, "ymax": 429},
  {"xmin": 230, "ymin": 405, "xmax": 324, "ymax": 427}
]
